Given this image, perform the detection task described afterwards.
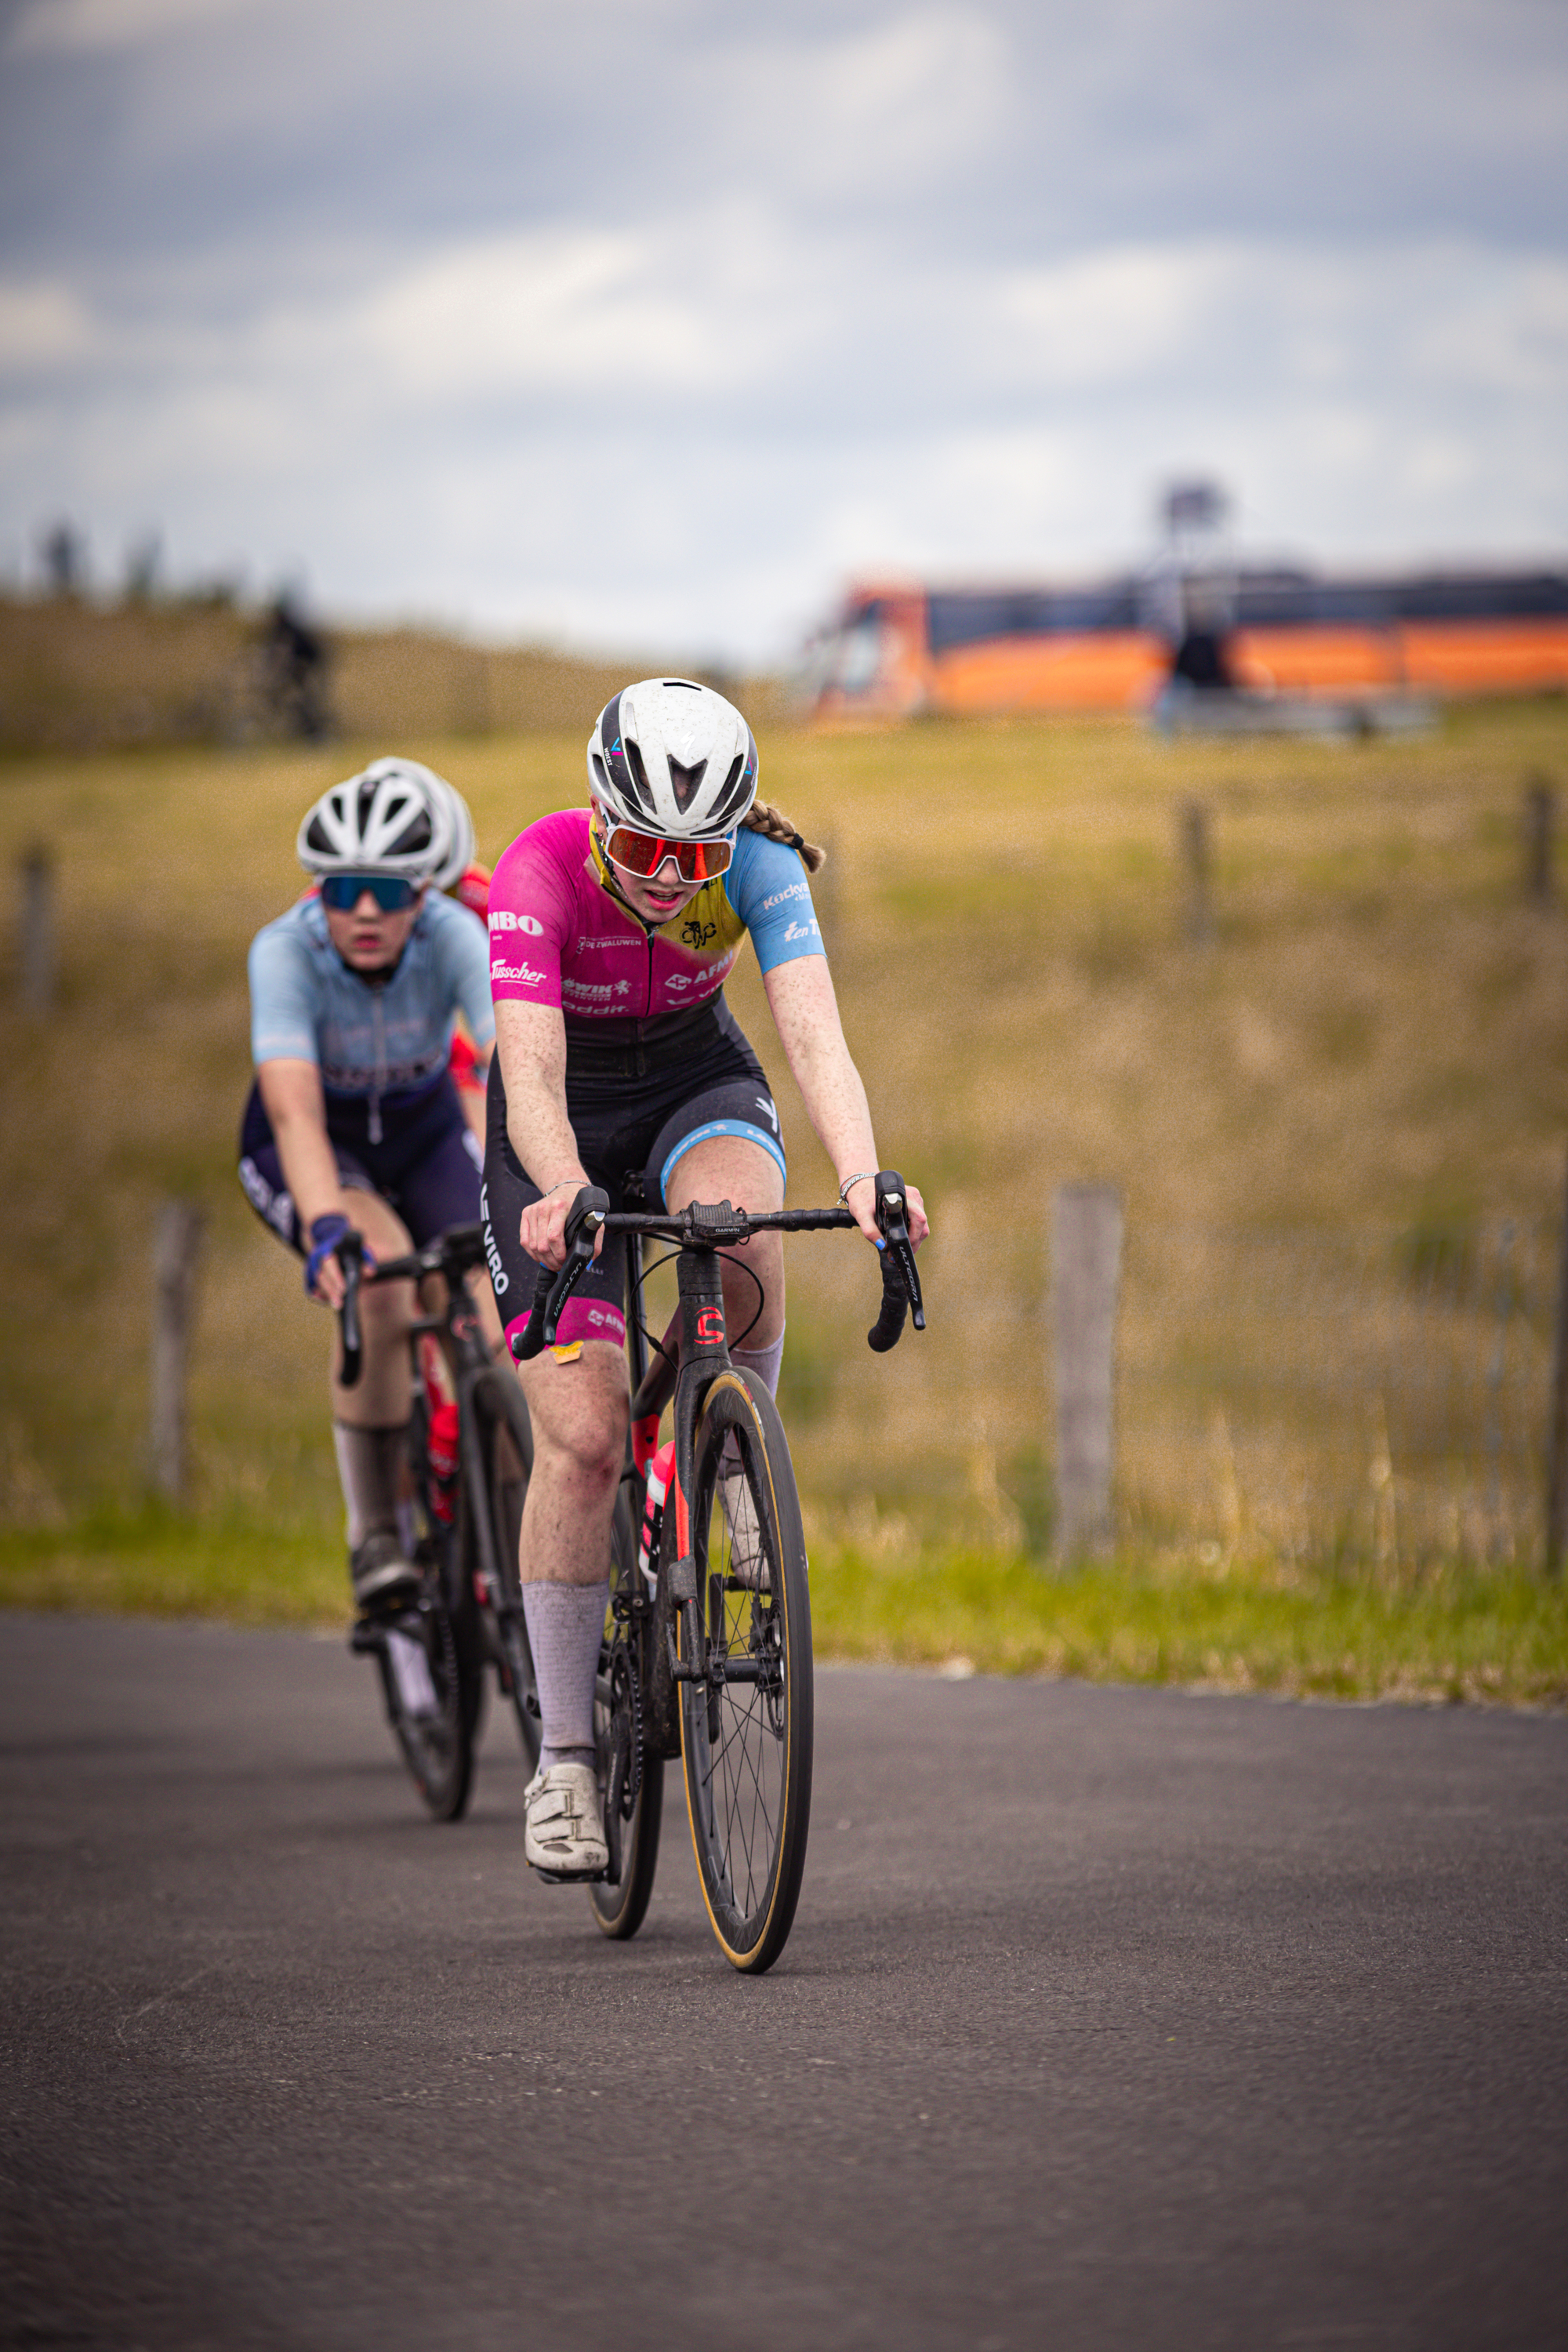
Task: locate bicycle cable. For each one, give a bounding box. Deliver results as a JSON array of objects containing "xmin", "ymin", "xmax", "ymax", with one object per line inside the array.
[{"xmin": 631, "ymin": 1241, "xmax": 767, "ymax": 1357}]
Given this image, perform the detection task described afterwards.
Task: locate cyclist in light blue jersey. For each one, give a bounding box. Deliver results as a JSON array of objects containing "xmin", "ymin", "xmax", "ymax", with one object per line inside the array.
[{"xmin": 239, "ymin": 759, "xmax": 499, "ymax": 1610}]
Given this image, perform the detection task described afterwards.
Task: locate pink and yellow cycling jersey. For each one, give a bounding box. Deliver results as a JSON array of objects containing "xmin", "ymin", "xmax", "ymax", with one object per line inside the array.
[{"xmin": 487, "ymin": 809, "xmax": 822, "ymax": 1029}]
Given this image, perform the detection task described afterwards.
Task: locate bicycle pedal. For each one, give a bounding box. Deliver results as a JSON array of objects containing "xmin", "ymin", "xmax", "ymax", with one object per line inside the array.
[{"xmin": 530, "ymin": 1864, "xmax": 608, "ymax": 1886}]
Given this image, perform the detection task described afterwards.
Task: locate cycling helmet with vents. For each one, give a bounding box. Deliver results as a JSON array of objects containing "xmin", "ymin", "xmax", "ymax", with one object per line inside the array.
[
  {"xmin": 587, "ymin": 678, "xmax": 759, "ymax": 840},
  {"xmin": 296, "ymin": 757, "xmax": 458, "ymax": 881}
]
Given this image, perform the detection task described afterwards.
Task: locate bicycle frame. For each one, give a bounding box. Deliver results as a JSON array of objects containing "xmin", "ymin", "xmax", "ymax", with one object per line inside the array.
[
  {"xmin": 596, "ymin": 1186, "xmax": 921, "ymax": 1697},
  {"xmin": 626, "ymin": 1239, "xmax": 742, "ymax": 1693},
  {"xmin": 340, "ymin": 1226, "xmax": 537, "ymax": 1726}
]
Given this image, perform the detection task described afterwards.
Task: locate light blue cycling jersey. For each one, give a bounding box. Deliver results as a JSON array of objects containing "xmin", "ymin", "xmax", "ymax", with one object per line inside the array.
[{"xmin": 248, "ymin": 892, "xmax": 494, "ymax": 1120}]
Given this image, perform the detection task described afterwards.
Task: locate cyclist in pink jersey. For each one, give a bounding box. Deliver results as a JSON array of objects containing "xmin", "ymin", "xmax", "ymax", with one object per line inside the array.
[{"xmin": 483, "ymin": 677, "xmax": 927, "ymax": 1878}]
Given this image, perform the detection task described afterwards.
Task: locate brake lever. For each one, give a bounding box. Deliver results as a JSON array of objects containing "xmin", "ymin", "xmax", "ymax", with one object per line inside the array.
[
  {"xmin": 511, "ymin": 1186, "xmax": 611, "ymax": 1360},
  {"xmin": 337, "ymin": 1230, "xmax": 365, "ymax": 1388},
  {"xmin": 866, "ymin": 1170, "xmax": 926, "ymax": 1352},
  {"xmin": 879, "ymin": 1175, "xmax": 924, "ymax": 1329}
]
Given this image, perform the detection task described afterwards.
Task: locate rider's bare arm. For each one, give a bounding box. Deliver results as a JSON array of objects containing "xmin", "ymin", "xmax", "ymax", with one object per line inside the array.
[
  {"xmin": 492, "ymin": 999, "xmax": 597, "ymax": 1272},
  {"xmin": 762, "ymin": 958, "xmax": 930, "ymax": 1249},
  {"xmin": 256, "ymin": 1057, "xmax": 357, "ymax": 1303}
]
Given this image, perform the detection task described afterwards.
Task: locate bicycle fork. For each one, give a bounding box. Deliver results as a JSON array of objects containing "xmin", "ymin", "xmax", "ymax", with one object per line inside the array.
[{"xmin": 664, "ymin": 1240, "xmax": 732, "ymax": 1690}]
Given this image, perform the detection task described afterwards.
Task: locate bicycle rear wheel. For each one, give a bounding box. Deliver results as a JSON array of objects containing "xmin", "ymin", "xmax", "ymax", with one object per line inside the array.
[
  {"xmin": 680, "ymin": 1369, "xmax": 812, "ymax": 1975},
  {"xmin": 466, "ymin": 1367, "xmax": 541, "ymax": 1769},
  {"xmin": 591, "ymin": 1488, "xmax": 664, "ymax": 1939}
]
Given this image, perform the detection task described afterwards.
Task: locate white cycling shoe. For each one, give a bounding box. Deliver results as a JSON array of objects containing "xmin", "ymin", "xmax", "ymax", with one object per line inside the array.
[{"xmin": 524, "ymin": 1762, "xmax": 608, "ymax": 1879}]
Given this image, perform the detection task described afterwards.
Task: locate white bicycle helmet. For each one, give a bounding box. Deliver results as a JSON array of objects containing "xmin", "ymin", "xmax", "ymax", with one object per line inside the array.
[
  {"xmin": 587, "ymin": 679, "xmax": 758, "ymax": 840},
  {"xmin": 296, "ymin": 757, "xmax": 458, "ymax": 881}
]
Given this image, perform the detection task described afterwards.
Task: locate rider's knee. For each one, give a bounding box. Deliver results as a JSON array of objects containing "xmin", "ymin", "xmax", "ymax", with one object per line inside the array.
[
  {"xmin": 546, "ymin": 1415, "xmax": 624, "ymax": 1492},
  {"xmin": 536, "ymin": 1358, "xmax": 627, "ymax": 1490},
  {"xmin": 355, "ymin": 1276, "xmax": 410, "ymax": 1340}
]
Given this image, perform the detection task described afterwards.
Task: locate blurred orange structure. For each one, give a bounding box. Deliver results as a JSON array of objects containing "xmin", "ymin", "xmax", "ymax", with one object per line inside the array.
[{"xmin": 806, "ymin": 570, "xmax": 1568, "ymax": 718}]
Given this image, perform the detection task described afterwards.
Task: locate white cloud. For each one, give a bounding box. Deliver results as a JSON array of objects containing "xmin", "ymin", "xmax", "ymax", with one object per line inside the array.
[
  {"xmin": 712, "ymin": 6, "xmax": 1010, "ymax": 201},
  {"xmin": 996, "ymin": 246, "xmax": 1239, "ymax": 388},
  {"xmin": 348, "ymin": 228, "xmax": 733, "ymax": 402},
  {"xmin": 6, "ymin": 0, "xmax": 254, "ymax": 56},
  {"xmin": 0, "ymin": 279, "xmax": 96, "ymax": 367}
]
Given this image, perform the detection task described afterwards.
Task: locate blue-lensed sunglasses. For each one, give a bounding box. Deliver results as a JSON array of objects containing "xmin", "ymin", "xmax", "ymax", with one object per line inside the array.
[{"xmin": 320, "ymin": 875, "xmax": 419, "ymax": 913}]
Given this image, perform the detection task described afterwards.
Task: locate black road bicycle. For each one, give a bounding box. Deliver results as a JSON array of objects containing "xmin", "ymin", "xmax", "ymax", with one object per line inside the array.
[
  {"xmin": 510, "ymin": 1172, "xmax": 924, "ymax": 1976},
  {"xmin": 336, "ymin": 1224, "xmax": 572, "ymax": 1820}
]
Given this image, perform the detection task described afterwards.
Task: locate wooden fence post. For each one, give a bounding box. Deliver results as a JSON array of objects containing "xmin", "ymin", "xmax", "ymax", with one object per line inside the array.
[
  {"xmin": 1052, "ymin": 1184, "xmax": 1123, "ymax": 1559},
  {"xmin": 1546, "ymin": 1149, "xmax": 1568, "ymax": 1577},
  {"xmin": 1178, "ymin": 799, "xmax": 1213, "ymax": 944},
  {"xmin": 1525, "ymin": 777, "xmax": 1555, "ymax": 907},
  {"xmin": 19, "ymin": 845, "xmax": 56, "ymax": 1014},
  {"xmin": 151, "ymin": 1201, "xmax": 205, "ymax": 1503}
]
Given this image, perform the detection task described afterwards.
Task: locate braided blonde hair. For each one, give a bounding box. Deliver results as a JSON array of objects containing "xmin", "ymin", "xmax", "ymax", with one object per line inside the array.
[{"xmin": 742, "ymin": 797, "xmax": 826, "ymax": 874}]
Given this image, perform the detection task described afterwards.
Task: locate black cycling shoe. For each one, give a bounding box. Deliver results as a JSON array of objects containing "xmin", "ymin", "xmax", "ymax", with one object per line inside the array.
[{"xmin": 350, "ymin": 1530, "xmax": 420, "ymax": 1611}]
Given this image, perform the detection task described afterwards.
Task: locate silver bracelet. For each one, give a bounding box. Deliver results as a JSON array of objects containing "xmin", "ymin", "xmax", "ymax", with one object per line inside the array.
[{"xmin": 837, "ymin": 1171, "xmax": 877, "ymax": 1203}]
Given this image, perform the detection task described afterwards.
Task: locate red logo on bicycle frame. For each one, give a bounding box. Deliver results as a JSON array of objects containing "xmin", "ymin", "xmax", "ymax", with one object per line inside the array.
[{"xmin": 696, "ymin": 1308, "xmax": 724, "ymax": 1345}]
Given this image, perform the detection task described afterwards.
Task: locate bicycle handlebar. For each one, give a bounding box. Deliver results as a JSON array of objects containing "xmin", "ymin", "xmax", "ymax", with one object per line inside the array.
[
  {"xmin": 867, "ymin": 1173, "xmax": 924, "ymax": 1355},
  {"xmin": 509, "ymin": 1174, "xmax": 926, "ymax": 1364},
  {"xmin": 336, "ymin": 1230, "xmax": 365, "ymax": 1390},
  {"xmin": 333, "ymin": 1221, "xmax": 490, "ymax": 1388}
]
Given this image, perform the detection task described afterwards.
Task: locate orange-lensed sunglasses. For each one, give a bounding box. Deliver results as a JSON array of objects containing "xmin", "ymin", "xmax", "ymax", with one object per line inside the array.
[{"xmin": 601, "ymin": 821, "xmax": 735, "ymax": 884}]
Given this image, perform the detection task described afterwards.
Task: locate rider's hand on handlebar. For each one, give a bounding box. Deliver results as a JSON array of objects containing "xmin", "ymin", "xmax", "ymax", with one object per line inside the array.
[
  {"xmin": 304, "ymin": 1213, "xmax": 374, "ymax": 1307},
  {"xmin": 839, "ymin": 1175, "xmax": 930, "ymax": 1250},
  {"xmin": 518, "ymin": 1178, "xmax": 607, "ymax": 1273}
]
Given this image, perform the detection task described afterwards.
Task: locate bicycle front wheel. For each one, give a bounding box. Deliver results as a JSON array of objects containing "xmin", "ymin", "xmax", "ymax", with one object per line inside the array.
[{"xmin": 680, "ymin": 1369, "xmax": 812, "ymax": 1975}]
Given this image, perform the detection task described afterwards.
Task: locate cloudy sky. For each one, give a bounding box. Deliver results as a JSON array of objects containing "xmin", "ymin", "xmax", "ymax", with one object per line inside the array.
[{"xmin": 1, "ymin": 0, "xmax": 1564, "ymax": 662}]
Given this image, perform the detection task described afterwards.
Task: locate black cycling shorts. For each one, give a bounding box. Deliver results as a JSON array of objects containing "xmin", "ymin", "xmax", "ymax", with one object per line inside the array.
[
  {"xmin": 481, "ymin": 999, "xmax": 784, "ymax": 1354},
  {"xmin": 238, "ymin": 1071, "xmax": 483, "ymax": 1255}
]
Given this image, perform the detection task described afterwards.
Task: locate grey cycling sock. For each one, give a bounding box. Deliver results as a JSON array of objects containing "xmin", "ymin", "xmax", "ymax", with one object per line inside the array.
[
  {"xmin": 523, "ymin": 1579, "xmax": 609, "ymax": 1772},
  {"xmin": 332, "ymin": 1422, "xmax": 407, "ymax": 1550},
  {"xmin": 731, "ymin": 1327, "xmax": 785, "ymax": 1398}
]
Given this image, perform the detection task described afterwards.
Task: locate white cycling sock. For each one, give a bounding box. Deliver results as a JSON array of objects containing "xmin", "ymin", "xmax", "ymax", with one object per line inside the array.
[
  {"xmin": 523, "ymin": 1580, "xmax": 610, "ymax": 1772},
  {"xmin": 332, "ymin": 1422, "xmax": 407, "ymax": 1550},
  {"xmin": 731, "ymin": 1327, "xmax": 784, "ymax": 1398}
]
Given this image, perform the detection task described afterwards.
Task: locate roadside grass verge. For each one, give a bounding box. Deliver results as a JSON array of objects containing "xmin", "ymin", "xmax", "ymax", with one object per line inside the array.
[
  {"xmin": 807, "ymin": 1544, "xmax": 1568, "ymax": 1707},
  {"xmin": 4, "ymin": 1512, "xmax": 1566, "ymax": 1707},
  {"xmin": 0, "ymin": 1507, "xmax": 343, "ymax": 1629}
]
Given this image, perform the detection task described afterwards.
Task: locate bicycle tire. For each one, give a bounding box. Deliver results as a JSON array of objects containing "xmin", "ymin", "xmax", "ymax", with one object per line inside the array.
[
  {"xmin": 466, "ymin": 1367, "xmax": 541, "ymax": 1769},
  {"xmin": 679, "ymin": 1369, "xmax": 813, "ymax": 1975},
  {"xmin": 376, "ymin": 1386, "xmax": 485, "ymax": 1820},
  {"xmin": 590, "ymin": 1488, "xmax": 664, "ymax": 1939},
  {"xmin": 375, "ymin": 1564, "xmax": 479, "ymax": 1821}
]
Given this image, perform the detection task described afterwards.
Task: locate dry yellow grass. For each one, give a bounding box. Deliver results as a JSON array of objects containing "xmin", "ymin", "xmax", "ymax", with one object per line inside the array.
[
  {"xmin": 0, "ymin": 593, "xmax": 791, "ymax": 751},
  {"xmin": 1, "ymin": 699, "xmax": 1566, "ymax": 1574}
]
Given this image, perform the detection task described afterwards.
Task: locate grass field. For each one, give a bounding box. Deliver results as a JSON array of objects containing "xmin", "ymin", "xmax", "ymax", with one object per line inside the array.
[{"xmin": 2, "ymin": 697, "xmax": 1567, "ymax": 1700}]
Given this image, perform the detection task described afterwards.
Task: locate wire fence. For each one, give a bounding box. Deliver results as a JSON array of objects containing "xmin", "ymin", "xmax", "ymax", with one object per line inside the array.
[{"xmin": 1115, "ymin": 1221, "xmax": 1558, "ymax": 1568}]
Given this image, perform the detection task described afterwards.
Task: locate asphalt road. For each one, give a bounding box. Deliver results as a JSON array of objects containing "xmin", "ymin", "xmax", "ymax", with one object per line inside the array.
[{"xmin": 2, "ymin": 1613, "xmax": 1565, "ymax": 2352}]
